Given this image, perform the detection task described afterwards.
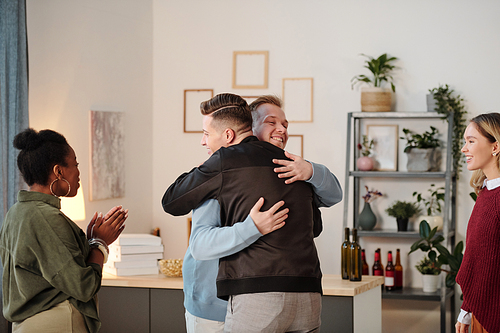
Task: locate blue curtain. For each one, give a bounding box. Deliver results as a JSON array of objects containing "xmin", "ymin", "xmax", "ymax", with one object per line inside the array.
[
  {"xmin": 0, "ymin": 0, "xmax": 29, "ymax": 329},
  {"xmin": 1, "ymin": 0, "xmax": 29, "ymax": 219}
]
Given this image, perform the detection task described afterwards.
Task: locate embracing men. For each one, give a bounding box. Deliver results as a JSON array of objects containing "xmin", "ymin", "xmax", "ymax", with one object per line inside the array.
[{"xmin": 162, "ymin": 93, "xmax": 342, "ymax": 332}]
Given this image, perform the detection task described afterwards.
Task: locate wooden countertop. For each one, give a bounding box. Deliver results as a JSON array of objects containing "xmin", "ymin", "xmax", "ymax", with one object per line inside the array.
[{"xmin": 102, "ymin": 273, "xmax": 383, "ymax": 297}]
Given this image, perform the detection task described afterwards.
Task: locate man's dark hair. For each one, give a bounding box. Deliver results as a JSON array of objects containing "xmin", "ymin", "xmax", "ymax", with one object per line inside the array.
[
  {"xmin": 200, "ymin": 93, "xmax": 252, "ymax": 135},
  {"xmin": 13, "ymin": 128, "xmax": 70, "ymax": 186}
]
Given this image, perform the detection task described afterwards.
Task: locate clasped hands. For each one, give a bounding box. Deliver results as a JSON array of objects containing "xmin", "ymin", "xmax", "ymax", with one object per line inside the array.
[{"xmin": 86, "ymin": 206, "xmax": 128, "ymax": 245}]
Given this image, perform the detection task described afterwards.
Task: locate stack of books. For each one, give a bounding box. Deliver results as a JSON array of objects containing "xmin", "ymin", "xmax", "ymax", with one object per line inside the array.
[{"xmin": 104, "ymin": 233, "xmax": 164, "ymax": 276}]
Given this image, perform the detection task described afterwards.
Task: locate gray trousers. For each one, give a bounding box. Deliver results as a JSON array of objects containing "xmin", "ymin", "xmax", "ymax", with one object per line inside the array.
[{"xmin": 224, "ymin": 292, "xmax": 321, "ymax": 333}]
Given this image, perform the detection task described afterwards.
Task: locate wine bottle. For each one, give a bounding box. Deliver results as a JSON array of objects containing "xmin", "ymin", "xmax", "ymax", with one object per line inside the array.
[
  {"xmin": 385, "ymin": 251, "xmax": 395, "ymax": 291},
  {"xmin": 372, "ymin": 249, "xmax": 384, "ymax": 277},
  {"xmin": 361, "ymin": 249, "xmax": 369, "ymax": 275},
  {"xmin": 341, "ymin": 227, "xmax": 350, "ymax": 280},
  {"xmin": 349, "ymin": 229, "xmax": 362, "ymax": 281},
  {"xmin": 395, "ymin": 248, "xmax": 403, "ymax": 290}
]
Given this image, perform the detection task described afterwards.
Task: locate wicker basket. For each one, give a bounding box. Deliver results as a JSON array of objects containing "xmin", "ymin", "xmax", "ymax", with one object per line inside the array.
[
  {"xmin": 159, "ymin": 259, "xmax": 183, "ymax": 277},
  {"xmin": 361, "ymin": 88, "xmax": 392, "ymax": 112}
]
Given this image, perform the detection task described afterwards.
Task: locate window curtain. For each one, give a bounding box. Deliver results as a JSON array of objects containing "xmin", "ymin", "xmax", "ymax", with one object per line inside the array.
[{"xmin": 0, "ymin": 0, "xmax": 29, "ymax": 330}]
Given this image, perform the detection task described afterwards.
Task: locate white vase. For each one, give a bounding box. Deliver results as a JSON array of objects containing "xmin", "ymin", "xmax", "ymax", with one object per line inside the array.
[
  {"xmin": 417, "ymin": 215, "xmax": 443, "ymax": 231},
  {"xmin": 422, "ymin": 273, "xmax": 440, "ymax": 293}
]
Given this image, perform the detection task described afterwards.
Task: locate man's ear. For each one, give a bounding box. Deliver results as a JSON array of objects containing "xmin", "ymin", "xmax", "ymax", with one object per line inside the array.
[{"xmin": 224, "ymin": 128, "xmax": 236, "ymax": 144}]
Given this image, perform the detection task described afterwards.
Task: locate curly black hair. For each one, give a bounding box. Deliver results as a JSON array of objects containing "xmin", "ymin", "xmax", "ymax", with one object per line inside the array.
[{"xmin": 13, "ymin": 128, "xmax": 70, "ymax": 186}]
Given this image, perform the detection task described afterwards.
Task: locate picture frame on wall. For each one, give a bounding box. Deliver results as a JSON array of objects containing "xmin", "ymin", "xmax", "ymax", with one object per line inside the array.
[
  {"xmin": 366, "ymin": 124, "xmax": 398, "ymax": 171},
  {"xmin": 242, "ymin": 96, "xmax": 259, "ymax": 105},
  {"xmin": 282, "ymin": 78, "xmax": 313, "ymax": 122},
  {"xmin": 184, "ymin": 89, "xmax": 214, "ymax": 133},
  {"xmin": 286, "ymin": 134, "xmax": 304, "ymax": 158},
  {"xmin": 232, "ymin": 51, "xmax": 269, "ymax": 89}
]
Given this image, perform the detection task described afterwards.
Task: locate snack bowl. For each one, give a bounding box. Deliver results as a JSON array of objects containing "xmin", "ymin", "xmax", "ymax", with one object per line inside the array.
[{"xmin": 159, "ymin": 259, "xmax": 183, "ymax": 277}]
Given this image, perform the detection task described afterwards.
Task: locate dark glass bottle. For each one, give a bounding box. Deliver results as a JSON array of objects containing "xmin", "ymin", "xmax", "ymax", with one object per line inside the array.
[
  {"xmin": 361, "ymin": 249, "xmax": 369, "ymax": 275},
  {"xmin": 341, "ymin": 227, "xmax": 350, "ymax": 280},
  {"xmin": 385, "ymin": 251, "xmax": 395, "ymax": 291},
  {"xmin": 349, "ymin": 229, "xmax": 362, "ymax": 281},
  {"xmin": 395, "ymin": 248, "xmax": 403, "ymax": 290},
  {"xmin": 372, "ymin": 249, "xmax": 384, "ymax": 277}
]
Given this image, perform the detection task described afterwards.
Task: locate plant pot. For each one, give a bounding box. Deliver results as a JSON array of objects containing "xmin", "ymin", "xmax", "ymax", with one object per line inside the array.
[
  {"xmin": 356, "ymin": 156, "xmax": 374, "ymax": 171},
  {"xmin": 422, "ymin": 273, "xmax": 440, "ymax": 293},
  {"xmin": 396, "ymin": 218, "xmax": 409, "ymax": 231},
  {"xmin": 360, "ymin": 87, "xmax": 392, "ymax": 112},
  {"xmin": 406, "ymin": 148, "xmax": 442, "ymax": 172},
  {"xmin": 417, "ymin": 215, "xmax": 443, "ymax": 231},
  {"xmin": 357, "ymin": 202, "xmax": 377, "ymax": 230},
  {"xmin": 426, "ymin": 93, "xmax": 437, "ymax": 112}
]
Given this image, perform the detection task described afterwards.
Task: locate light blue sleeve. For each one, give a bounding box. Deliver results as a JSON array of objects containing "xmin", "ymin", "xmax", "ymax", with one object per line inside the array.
[
  {"xmin": 307, "ymin": 161, "xmax": 343, "ymax": 208},
  {"xmin": 189, "ymin": 199, "xmax": 262, "ymax": 261}
]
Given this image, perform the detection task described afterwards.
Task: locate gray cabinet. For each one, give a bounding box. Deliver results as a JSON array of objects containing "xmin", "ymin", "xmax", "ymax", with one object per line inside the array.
[{"xmin": 342, "ymin": 112, "xmax": 457, "ymax": 333}]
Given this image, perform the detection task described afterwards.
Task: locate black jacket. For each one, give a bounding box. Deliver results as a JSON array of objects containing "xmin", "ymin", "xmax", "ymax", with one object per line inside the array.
[{"xmin": 162, "ymin": 136, "xmax": 322, "ymax": 299}]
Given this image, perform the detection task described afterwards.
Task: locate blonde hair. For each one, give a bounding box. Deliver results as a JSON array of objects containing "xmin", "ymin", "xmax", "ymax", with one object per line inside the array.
[
  {"xmin": 469, "ymin": 113, "xmax": 500, "ymax": 195},
  {"xmin": 249, "ymin": 95, "xmax": 283, "ymax": 127}
]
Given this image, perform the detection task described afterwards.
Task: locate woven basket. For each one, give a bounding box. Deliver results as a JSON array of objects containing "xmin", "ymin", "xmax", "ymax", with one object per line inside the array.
[
  {"xmin": 361, "ymin": 88, "xmax": 392, "ymax": 112},
  {"xmin": 159, "ymin": 259, "xmax": 183, "ymax": 277}
]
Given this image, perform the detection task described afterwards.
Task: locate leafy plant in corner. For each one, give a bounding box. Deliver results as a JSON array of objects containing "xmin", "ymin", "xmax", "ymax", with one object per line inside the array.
[
  {"xmin": 413, "ymin": 184, "xmax": 445, "ymax": 216},
  {"xmin": 401, "ymin": 126, "xmax": 441, "ymax": 153},
  {"xmin": 409, "ymin": 220, "xmax": 464, "ymax": 287},
  {"xmin": 357, "ymin": 135, "xmax": 374, "ymax": 157},
  {"xmin": 351, "ymin": 53, "xmax": 398, "ymax": 92},
  {"xmin": 385, "ymin": 200, "xmax": 420, "ymax": 219},
  {"xmin": 429, "ymin": 84, "xmax": 468, "ymax": 177}
]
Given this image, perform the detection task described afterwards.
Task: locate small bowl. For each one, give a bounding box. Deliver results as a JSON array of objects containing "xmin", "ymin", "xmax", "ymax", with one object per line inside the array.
[{"xmin": 159, "ymin": 259, "xmax": 183, "ymax": 277}]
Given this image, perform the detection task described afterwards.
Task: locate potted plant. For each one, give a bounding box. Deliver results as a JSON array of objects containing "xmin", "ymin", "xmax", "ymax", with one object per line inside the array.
[
  {"xmin": 409, "ymin": 220, "xmax": 464, "ymax": 292},
  {"xmin": 356, "ymin": 135, "xmax": 374, "ymax": 171},
  {"xmin": 385, "ymin": 200, "xmax": 420, "ymax": 232},
  {"xmin": 428, "ymin": 84, "xmax": 468, "ymax": 178},
  {"xmin": 351, "ymin": 53, "xmax": 398, "ymax": 112},
  {"xmin": 413, "ymin": 184, "xmax": 445, "ymax": 230},
  {"xmin": 357, "ymin": 186, "xmax": 383, "ymax": 231},
  {"xmin": 401, "ymin": 126, "xmax": 441, "ymax": 171}
]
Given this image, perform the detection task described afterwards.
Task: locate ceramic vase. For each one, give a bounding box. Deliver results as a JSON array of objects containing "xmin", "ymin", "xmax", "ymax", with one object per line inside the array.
[
  {"xmin": 358, "ymin": 202, "xmax": 377, "ymax": 230},
  {"xmin": 356, "ymin": 156, "xmax": 374, "ymax": 171},
  {"xmin": 422, "ymin": 273, "xmax": 440, "ymax": 293},
  {"xmin": 417, "ymin": 215, "xmax": 443, "ymax": 231},
  {"xmin": 396, "ymin": 218, "xmax": 409, "ymax": 231}
]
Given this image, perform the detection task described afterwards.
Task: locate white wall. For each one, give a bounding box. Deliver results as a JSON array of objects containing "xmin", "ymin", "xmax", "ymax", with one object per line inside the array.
[
  {"xmin": 27, "ymin": 0, "xmax": 153, "ymax": 233},
  {"xmin": 152, "ymin": 1, "xmax": 500, "ymax": 332}
]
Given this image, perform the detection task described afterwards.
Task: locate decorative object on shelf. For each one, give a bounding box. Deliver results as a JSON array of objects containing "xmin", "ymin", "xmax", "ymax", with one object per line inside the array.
[
  {"xmin": 413, "ymin": 184, "xmax": 445, "ymax": 230},
  {"xmin": 409, "ymin": 221, "xmax": 464, "ymax": 289},
  {"xmin": 367, "ymin": 124, "xmax": 398, "ymax": 171},
  {"xmin": 358, "ymin": 186, "xmax": 382, "ymax": 230},
  {"xmin": 356, "ymin": 135, "xmax": 374, "ymax": 171},
  {"xmin": 401, "ymin": 126, "xmax": 441, "ymax": 171},
  {"xmin": 417, "ymin": 257, "xmax": 441, "ymax": 293},
  {"xmin": 159, "ymin": 259, "xmax": 183, "ymax": 277},
  {"xmin": 428, "ymin": 84, "xmax": 468, "ymax": 177},
  {"xmin": 351, "ymin": 53, "xmax": 398, "ymax": 112},
  {"xmin": 385, "ymin": 200, "xmax": 420, "ymax": 231}
]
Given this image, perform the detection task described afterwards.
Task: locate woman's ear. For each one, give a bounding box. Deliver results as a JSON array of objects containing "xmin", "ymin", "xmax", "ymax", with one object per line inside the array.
[{"xmin": 53, "ymin": 164, "xmax": 63, "ymax": 178}]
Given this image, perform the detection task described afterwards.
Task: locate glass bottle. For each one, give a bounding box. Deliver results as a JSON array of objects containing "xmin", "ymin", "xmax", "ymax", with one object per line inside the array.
[
  {"xmin": 361, "ymin": 249, "xmax": 369, "ymax": 275},
  {"xmin": 341, "ymin": 227, "xmax": 350, "ymax": 280},
  {"xmin": 372, "ymin": 248, "xmax": 384, "ymax": 277},
  {"xmin": 385, "ymin": 251, "xmax": 395, "ymax": 291},
  {"xmin": 395, "ymin": 248, "xmax": 403, "ymax": 290},
  {"xmin": 349, "ymin": 229, "xmax": 362, "ymax": 281}
]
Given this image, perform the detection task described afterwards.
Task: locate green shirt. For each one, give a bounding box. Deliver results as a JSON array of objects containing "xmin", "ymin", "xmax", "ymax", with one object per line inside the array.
[{"xmin": 0, "ymin": 191, "xmax": 102, "ymax": 333}]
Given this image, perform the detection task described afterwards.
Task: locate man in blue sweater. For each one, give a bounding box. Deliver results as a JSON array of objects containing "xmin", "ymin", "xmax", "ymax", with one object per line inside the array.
[{"xmin": 175, "ymin": 94, "xmax": 342, "ymax": 332}]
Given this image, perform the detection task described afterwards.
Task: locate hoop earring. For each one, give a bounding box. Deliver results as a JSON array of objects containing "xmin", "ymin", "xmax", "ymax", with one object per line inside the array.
[{"xmin": 50, "ymin": 178, "xmax": 71, "ymax": 197}]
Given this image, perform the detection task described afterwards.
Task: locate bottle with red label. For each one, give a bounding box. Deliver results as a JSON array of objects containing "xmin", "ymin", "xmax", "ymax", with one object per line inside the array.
[
  {"xmin": 395, "ymin": 248, "xmax": 403, "ymax": 290},
  {"xmin": 372, "ymin": 248, "xmax": 384, "ymax": 277},
  {"xmin": 385, "ymin": 251, "xmax": 395, "ymax": 291},
  {"xmin": 361, "ymin": 249, "xmax": 369, "ymax": 275}
]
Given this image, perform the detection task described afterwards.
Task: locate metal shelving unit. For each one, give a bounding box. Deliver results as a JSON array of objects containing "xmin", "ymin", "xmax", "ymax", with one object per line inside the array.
[{"xmin": 342, "ymin": 112, "xmax": 456, "ymax": 333}]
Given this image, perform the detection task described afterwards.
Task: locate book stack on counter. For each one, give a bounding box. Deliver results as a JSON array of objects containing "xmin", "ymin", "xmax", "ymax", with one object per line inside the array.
[{"xmin": 104, "ymin": 233, "xmax": 164, "ymax": 276}]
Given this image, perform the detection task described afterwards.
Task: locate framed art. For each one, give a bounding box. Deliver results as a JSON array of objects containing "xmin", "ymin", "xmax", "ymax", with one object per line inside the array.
[
  {"xmin": 366, "ymin": 124, "xmax": 398, "ymax": 171},
  {"xmin": 242, "ymin": 96, "xmax": 259, "ymax": 105},
  {"xmin": 286, "ymin": 134, "xmax": 304, "ymax": 158},
  {"xmin": 232, "ymin": 51, "xmax": 269, "ymax": 89},
  {"xmin": 282, "ymin": 78, "xmax": 313, "ymax": 122},
  {"xmin": 90, "ymin": 110, "xmax": 125, "ymax": 201},
  {"xmin": 184, "ymin": 89, "xmax": 214, "ymax": 133}
]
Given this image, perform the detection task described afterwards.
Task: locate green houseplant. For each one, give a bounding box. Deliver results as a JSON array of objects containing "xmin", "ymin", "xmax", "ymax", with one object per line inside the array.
[
  {"xmin": 356, "ymin": 135, "xmax": 375, "ymax": 171},
  {"xmin": 401, "ymin": 126, "xmax": 441, "ymax": 171},
  {"xmin": 385, "ymin": 200, "xmax": 420, "ymax": 231},
  {"xmin": 428, "ymin": 84, "xmax": 468, "ymax": 177},
  {"xmin": 351, "ymin": 53, "xmax": 398, "ymax": 112},
  {"xmin": 413, "ymin": 184, "xmax": 445, "ymax": 231}
]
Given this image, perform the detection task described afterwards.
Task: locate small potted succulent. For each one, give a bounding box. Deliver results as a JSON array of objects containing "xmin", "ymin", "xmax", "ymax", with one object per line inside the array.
[
  {"xmin": 351, "ymin": 53, "xmax": 398, "ymax": 112},
  {"xmin": 385, "ymin": 200, "xmax": 420, "ymax": 231},
  {"xmin": 356, "ymin": 135, "xmax": 374, "ymax": 171},
  {"xmin": 401, "ymin": 126, "xmax": 441, "ymax": 172},
  {"xmin": 413, "ymin": 184, "xmax": 445, "ymax": 230}
]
